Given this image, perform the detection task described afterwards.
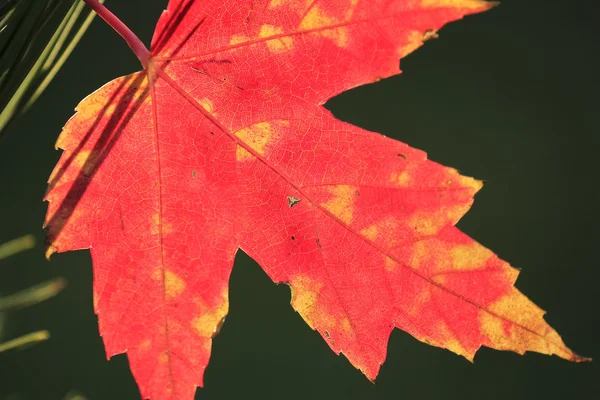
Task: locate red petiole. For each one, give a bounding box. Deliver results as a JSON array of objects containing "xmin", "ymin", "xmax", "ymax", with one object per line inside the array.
[{"xmin": 83, "ymin": 0, "xmax": 150, "ymax": 68}]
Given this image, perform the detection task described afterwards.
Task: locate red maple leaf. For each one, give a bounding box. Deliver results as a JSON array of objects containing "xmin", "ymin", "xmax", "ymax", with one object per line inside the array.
[{"xmin": 44, "ymin": 1, "xmax": 588, "ymax": 399}]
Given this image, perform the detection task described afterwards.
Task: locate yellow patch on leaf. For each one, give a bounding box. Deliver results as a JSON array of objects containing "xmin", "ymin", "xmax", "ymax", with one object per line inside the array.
[
  {"xmin": 450, "ymin": 242, "xmax": 493, "ymax": 271},
  {"xmin": 150, "ymin": 213, "xmax": 173, "ymax": 235},
  {"xmin": 73, "ymin": 74, "xmax": 149, "ymax": 124},
  {"xmin": 229, "ymin": 34, "xmax": 249, "ymax": 46},
  {"xmin": 488, "ymin": 289, "xmax": 545, "ymax": 329},
  {"xmin": 92, "ymin": 288, "xmax": 100, "ymax": 310},
  {"xmin": 259, "ymin": 25, "xmax": 294, "ymax": 52},
  {"xmin": 479, "ymin": 310, "xmax": 515, "ymax": 352},
  {"xmin": 299, "ymin": 6, "xmax": 349, "ymax": 48},
  {"xmin": 449, "ymin": 171, "xmax": 484, "ymax": 192},
  {"xmin": 340, "ymin": 317, "xmax": 354, "ymax": 336},
  {"xmin": 445, "ymin": 338, "xmax": 472, "ymax": 360},
  {"xmin": 368, "ymin": 216, "xmax": 401, "ymax": 249},
  {"xmin": 384, "ymin": 256, "xmax": 398, "ymax": 271},
  {"xmin": 198, "ymin": 98, "xmax": 214, "ymax": 113},
  {"xmin": 158, "ymin": 352, "xmax": 169, "ymax": 364},
  {"xmin": 408, "ymin": 239, "xmax": 454, "ymax": 275},
  {"xmin": 389, "ymin": 170, "xmax": 412, "ymax": 187},
  {"xmin": 408, "ymin": 202, "xmax": 471, "ymax": 236},
  {"xmin": 478, "ymin": 288, "xmax": 572, "ymax": 358},
  {"xmin": 235, "ymin": 121, "xmax": 285, "ymax": 162},
  {"xmin": 421, "ymin": 0, "xmax": 490, "ymax": 10},
  {"xmin": 54, "ymin": 75, "xmax": 148, "ymax": 150},
  {"xmin": 359, "ymin": 224, "xmax": 378, "ymax": 241},
  {"xmin": 409, "ymin": 241, "xmax": 430, "ymax": 269},
  {"xmin": 268, "ymin": 0, "xmax": 288, "ymax": 8},
  {"xmin": 49, "ymin": 149, "xmax": 100, "ymax": 179},
  {"xmin": 138, "ymin": 339, "xmax": 152, "ymax": 352},
  {"xmin": 72, "ymin": 95, "xmax": 118, "ymax": 124},
  {"xmin": 151, "ymin": 213, "xmax": 160, "ymax": 235},
  {"xmin": 436, "ymin": 321, "xmax": 472, "ymax": 360},
  {"xmin": 396, "ymin": 30, "xmax": 424, "ymax": 58},
  {"xmin": 290, "ymin": 274, "xmax": 356, "ymax": 340},
  {"xmin": 290, "ymin": 274, "xmax": 323, "ymax": 329},
  {"xmin": 191, "ymin": 292, "xmax": 229, "ymax": 337},
  {"xmin": 152, "ymin": 269, "xmax": 186, "ymax": 300},
  {"xmin": 321, "ymin": 185, "xmax": 357, "ymax": 225},
  {"xmin": 345, "ymin": 0, "xmax": 360, "ymax": 19}
]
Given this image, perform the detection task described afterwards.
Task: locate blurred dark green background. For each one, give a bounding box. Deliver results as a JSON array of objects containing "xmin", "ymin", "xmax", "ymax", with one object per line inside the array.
[{"xmin": 0, "ymin": 0, "xmax": 597, "ymax": 399}]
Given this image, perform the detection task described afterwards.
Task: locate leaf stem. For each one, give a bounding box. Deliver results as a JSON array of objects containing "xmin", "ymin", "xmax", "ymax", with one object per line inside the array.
[{"xmin": 83, "ymin": 0, "xmax": 149, "ymax": 68}]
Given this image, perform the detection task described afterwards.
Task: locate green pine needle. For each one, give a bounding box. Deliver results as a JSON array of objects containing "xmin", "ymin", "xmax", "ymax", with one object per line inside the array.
[{"xmin": 0, "ymin": 0, "xmax": 104, "ymax": 136}]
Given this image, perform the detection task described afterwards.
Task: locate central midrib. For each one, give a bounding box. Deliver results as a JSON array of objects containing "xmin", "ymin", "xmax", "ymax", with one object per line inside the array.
[{"xmin": 147, "ymin": 64, "xmax": 177, "ymax": 397}]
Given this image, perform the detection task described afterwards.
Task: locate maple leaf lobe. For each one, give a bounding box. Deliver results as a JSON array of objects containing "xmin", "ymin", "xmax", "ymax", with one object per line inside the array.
[{"xmin": 44, "ymin": 1, "xmax": 587, "ymax": 399}]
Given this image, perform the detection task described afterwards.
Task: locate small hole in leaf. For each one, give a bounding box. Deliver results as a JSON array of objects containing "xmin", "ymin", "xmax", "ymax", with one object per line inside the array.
[
  {"xmin": 291, "ymin": 235, "xmax": 295, "ymax": 240},
  {"xmin": 287, "ymin": 196, "xmax": 301, "ymax": 208}
]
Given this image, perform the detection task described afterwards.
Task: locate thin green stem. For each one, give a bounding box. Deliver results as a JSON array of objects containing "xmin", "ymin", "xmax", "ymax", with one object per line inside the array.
[
  {"xmin": 0, "ymin": 234, "xmax": 35, "ymax": 260},
  {"xmin": 0, "ymin": 2, "xmax": 70, "ymax": 133},
  {"xmin": 0, "ymin": 277, "xmax": 66, "ymax": 311},
  {"xmin": 23, "ymin": 1, "xmax": 100, "ymax": 112},
  {"xmin": 0, "ymin": 7, "xmax": 16, "ymax": 32},
  {"xmin": 0, "ymin": 330, "xmax": 50, "ymax": 352},
  {"xmin": 41, "ymin": 0, "xmax": 84, "ymax": 72}
]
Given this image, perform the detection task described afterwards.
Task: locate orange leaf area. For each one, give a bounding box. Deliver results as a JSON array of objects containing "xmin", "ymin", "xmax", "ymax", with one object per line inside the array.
[{"xmin": 44, "ymin": 1, "xmax": 587, "ymax": 399}]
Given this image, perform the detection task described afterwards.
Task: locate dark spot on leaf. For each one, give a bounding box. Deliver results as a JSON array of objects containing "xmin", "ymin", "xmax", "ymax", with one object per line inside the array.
[
  {"xmin": 287, "ymin": 196, "xmax": 301, "ymax": 208},
  {"xmin": 324, "ymin": 330, "xmax": 330, "ymax": 339},
  {"xmin": 189, "ymin": 65, "xmax": 208, "ymax": 75},
  {"xmin": 291, "ymin": 235, "xmax": 295, "ymax": 240},
  {"xmin": 189, "ymin": 59, "xmax": 232, "ymax": 74},
  {"xmin": 210, "ymin": 131, "xmax": 215, "ymax": 135},
  {"xmin": 192, "ymin": 170, "xmax": 197, "ymax": 177},
  {"xmin": 204, "ymin": 59, "xmax": 232, "ymax": 64},
  {"xmin": 245, "ymin": 1, "xmax": 255, "ymax": 24},
  {"xmin": 316, "ymin": 238, "xmax": 322, "ymax": 248},
  {"xmin": 355, "ymin": 190, "xmax": 360, "ymax": 195},
  {"xmin": 397, "ymin": 153, "xmax": 407, "ymax": 160}
]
